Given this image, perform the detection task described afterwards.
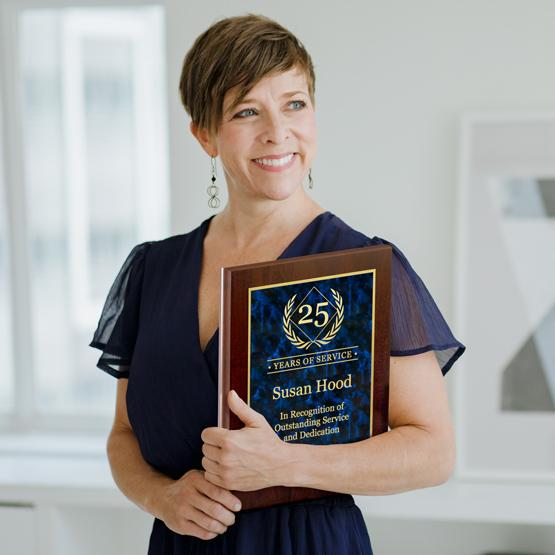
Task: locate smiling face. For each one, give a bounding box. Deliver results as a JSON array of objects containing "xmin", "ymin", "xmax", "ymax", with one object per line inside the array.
[{"xmin": 193, "ymin": 66, "xmax": 317, "ymax": 203}]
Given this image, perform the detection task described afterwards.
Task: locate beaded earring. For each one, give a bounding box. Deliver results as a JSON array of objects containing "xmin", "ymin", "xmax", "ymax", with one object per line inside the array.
[{"xmin": 207, "ymin": 156, "xmax": 221, "ymax": 208}]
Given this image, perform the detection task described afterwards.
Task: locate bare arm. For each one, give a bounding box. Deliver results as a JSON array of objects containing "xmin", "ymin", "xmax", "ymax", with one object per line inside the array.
[
  {"xmin": 106, "ymin": 370, "xmax": 242, "ymax": 540},
  {"xmin": 106, "ymin": 375, "xmax": 174, "ymax": 517},
  {"xmin": 276, "ymin": 350, "xmax": 456, "ymax": 495}
]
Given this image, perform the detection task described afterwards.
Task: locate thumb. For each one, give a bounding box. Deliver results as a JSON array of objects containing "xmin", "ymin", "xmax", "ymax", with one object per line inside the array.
[{"xmin": 228, "ymin": 390, "xmax": 262, "ymax": 427}]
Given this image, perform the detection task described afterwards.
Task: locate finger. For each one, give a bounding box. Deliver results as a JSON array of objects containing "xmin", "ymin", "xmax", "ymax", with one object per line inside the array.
[
  {"xmin": 182, "ymin": 520, "xmax": 219, "ymax": 541},
  {"xmin": 227, "ymin": 389, "xmax": 260, "ymax": 427},
  {"xmin": 198, "ymin": 474, "xmax": 242, "ymax": 512},
  {"xmin": 204, "ymin": 469, "xmax": 225, "ymax": 488},
  {"xmin": 201, "ymin": 426, "xmax": 227, "ymax": 446},
  {"xmin": 202, "ymin": 456, "xmax": 221, "ymax": 475},
  {"xmin": 192, "ymin": 491, "xmax": 236, "ymax": 527},
  {"xmin": 202, "ymin": 442, "xmax": 222, "ymax": 462},
  {"xmin": 188, "ymin": 505, "xmax": 228, "ymax": 535}
]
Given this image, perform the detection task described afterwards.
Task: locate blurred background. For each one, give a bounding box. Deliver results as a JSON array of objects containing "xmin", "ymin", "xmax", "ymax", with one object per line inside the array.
[{"xmin": 0, "ymin": 1, "xmax": 554, "ymax": 554}]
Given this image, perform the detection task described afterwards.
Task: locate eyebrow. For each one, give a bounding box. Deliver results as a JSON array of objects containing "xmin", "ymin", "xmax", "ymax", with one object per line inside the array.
[{"xmin": 226, "ymin": 90, "xmax": 308, "ymax": 114}]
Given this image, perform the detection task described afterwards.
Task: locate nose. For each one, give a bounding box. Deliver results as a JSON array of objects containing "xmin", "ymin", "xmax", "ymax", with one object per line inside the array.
[{"xmin": 261, "ymin": 110, "xmax": 290, "ymax": 144}]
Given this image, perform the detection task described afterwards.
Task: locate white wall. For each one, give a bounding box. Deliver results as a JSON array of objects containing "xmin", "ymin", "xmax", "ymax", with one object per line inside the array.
[
  {"xmin": 3, "ymin": 2, "xmax": 554, "ymax": 554},
  {"xmin": 165, "ymin": 4, "xmax": 555, "ymax": 549},
  {"xmin": 166, "ymin": 0, "xmax": 555, "ymax": 333}
]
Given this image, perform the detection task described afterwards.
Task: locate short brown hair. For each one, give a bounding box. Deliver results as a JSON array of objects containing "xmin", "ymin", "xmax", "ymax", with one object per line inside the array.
[{"xmin": 178, "ymin": 13, "xmax": 316, "ymax": 136}]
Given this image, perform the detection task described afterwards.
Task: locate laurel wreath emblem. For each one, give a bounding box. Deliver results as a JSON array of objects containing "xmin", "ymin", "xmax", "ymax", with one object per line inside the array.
[{"xmin": 282, "ymin": 288, "xmax": 344, "ymax": 350}]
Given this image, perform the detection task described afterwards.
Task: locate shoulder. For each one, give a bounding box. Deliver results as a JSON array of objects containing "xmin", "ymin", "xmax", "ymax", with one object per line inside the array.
[
  {"xmin": 322, "ymin": 212, "xmax": 374, "ymax": 250},
  {"xmin": 324, "ymin": 213, "xmax": 411, "ymax": 270},
  {"xmin": 325, "ymin": 213, "xmax": 403, "ymax": 252},
  {"xmin": 135, "ymin": 217, "xmax": 208, "ymax": 264}
]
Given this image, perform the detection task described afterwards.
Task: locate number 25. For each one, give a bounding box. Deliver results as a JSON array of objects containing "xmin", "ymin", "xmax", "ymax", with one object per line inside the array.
[{"xmin": 298, "ymin": 301, "xmax": 329, "ymax": 328}]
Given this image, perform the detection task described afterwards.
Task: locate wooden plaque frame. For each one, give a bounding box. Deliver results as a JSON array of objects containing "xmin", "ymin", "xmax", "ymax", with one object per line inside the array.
[{"xmin": 217, "ymin": 244, "xmax": 391, "ymax": 510}]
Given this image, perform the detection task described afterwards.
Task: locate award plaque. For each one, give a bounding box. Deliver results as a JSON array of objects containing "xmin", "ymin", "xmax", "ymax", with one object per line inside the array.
[{"xmin": 217, "ymin": 244, "xmax": 391, "ymax": 510}]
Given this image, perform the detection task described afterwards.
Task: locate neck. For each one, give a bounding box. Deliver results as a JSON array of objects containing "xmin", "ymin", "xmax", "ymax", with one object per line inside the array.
[{"xmin": 212, "ymin": 188, "xmax": 325, "ymax": 253}]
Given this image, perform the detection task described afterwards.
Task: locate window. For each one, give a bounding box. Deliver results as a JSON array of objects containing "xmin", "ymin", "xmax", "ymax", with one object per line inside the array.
[
  {"xmin": 0, "ymin": 5, "xmax": 169, "ymax": 431},
  {"xmin": 0, "ymin": 163, "xmax": 14, "ymax": 413}
]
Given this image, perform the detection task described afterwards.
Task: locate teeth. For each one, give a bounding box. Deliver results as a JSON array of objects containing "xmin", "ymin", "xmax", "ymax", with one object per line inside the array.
[{"xmin": 253, "ymin": 153, "xmax": 294, "ymax": 166}]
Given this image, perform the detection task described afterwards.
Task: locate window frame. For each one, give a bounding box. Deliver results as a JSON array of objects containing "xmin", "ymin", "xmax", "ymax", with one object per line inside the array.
[{"xmin": 0, "ymin": 0, "xmax": 169, "ymax": 438}]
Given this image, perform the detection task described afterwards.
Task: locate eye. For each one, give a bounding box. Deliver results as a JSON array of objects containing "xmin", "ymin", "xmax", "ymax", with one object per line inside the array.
[
  {"xmin": 234, "ymin": 108, "xmax": 257, "ymax": 119},
  {"xmin": 289, "ymin": 99, "xmax": 306, "ymax": 110},
  {"xmin": 233, "ymin": 100, "xmax": 307, "ymax": 119}
]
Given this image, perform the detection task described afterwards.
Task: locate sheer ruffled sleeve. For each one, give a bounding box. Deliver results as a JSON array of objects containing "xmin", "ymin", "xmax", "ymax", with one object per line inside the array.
[
  {"xmin": 369, "ymin": 236, "xmax": 466, "ymax": 376},
  {"xmin": 89, "ymin": 241, "xmax": 152, "ymax": 378}
]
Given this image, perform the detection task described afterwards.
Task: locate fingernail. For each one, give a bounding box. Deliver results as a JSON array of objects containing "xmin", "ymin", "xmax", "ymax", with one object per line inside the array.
[{"xmin": 234, "ymin": 502, "xmax": 241, "ymax": 511}]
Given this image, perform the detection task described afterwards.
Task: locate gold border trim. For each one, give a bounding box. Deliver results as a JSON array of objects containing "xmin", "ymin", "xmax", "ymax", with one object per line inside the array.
[{"xmin": 247, "ymin": 267, "xmax": 377, "ymax": 437}]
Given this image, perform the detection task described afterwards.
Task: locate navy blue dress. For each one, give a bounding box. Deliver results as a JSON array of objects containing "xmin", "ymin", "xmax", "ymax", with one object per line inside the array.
[{"xmin": 89, "ymin": 210, "xmax": 466, "ymax": 554}]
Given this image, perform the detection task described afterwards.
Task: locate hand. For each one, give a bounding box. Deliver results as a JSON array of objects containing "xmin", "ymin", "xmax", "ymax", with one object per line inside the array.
[
  {"xmin": 156, "ymin": 469, "xmax": 242, "ymax": 541},
  {"xmin": 201, "ymin": 389, "xmax": 288, "ymax": 491}
]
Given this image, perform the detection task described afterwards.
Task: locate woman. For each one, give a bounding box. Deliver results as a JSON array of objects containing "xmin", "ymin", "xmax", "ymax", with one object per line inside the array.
[{"xmin": 89, "ymin": 13, "xmax": 466, "ymax": 554}]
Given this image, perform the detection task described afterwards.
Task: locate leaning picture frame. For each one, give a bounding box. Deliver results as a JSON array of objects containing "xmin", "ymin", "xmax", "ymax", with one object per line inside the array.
[{"xmin": 454, "ymin": 111, "xmax": 555, "ymax": 483}]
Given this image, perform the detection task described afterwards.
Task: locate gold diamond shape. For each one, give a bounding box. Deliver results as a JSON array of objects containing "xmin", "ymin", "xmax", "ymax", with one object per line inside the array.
[{"xmin": 290, "ymin": 286, "xmax": 339, "ymax": 342}]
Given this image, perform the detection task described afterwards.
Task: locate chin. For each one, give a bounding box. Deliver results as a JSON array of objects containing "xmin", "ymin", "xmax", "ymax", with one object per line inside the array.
[{"xmin": 261, "ymin": 183, "xmax": 300, "ymax": 201}]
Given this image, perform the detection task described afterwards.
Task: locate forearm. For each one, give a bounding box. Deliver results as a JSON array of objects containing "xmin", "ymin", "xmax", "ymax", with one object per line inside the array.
[
  {"xmin": 278, "ymin": 425, "xmax": 454, "ymax": 496},
  {"xmin": 106, "ymin": 429, "xmax": 175, "ymax": 517}
]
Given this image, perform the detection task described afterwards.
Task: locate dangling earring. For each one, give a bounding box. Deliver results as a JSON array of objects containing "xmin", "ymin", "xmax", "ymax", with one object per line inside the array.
[
  {"xmin": 308, "ymin": 168, "xmax": 314, "ymax": 189},
  {"xmin": 207, "ymin": 156, "xmax": 220, "ymax": 209}
]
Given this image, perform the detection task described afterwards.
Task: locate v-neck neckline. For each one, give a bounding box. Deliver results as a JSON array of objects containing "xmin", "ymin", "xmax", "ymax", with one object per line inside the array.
[{"xmin": 195, "ymin": 210, "xmax": 331, "ymax": 357}]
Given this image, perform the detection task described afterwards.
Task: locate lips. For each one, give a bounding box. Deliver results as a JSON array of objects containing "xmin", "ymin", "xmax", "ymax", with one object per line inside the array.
[
  {"xmin": 251, "ymin": 152, "xmax": 298, "ymax": 172},
  {"xmin": 251, "ymin": 152, "xmax": 297, "ymax": 160}
]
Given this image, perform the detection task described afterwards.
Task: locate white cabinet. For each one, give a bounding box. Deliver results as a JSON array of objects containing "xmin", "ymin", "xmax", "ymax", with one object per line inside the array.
[
  {"xmin": 1, "ymin": 450, "xmax": 555, "ymax": 555},
  {"xmin": 47, "ymin": 506, "xmax": 151, "ymax": 555},
  {"xmin": 0, "ymin": 451, "xmax": 152, "ymax": 555},
  {"xmin": 0, "ymin": 499, "xmax": 152, "ymax": 555},
  {"xmin": 0, "ymin": 505, "xmax": 37, "ymax": 555}
]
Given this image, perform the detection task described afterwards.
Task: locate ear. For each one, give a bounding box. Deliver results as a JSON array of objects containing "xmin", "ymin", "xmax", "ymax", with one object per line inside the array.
[{"xmin": 190, "ymin": 121, "xmax": 218, "ymax": 158}]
